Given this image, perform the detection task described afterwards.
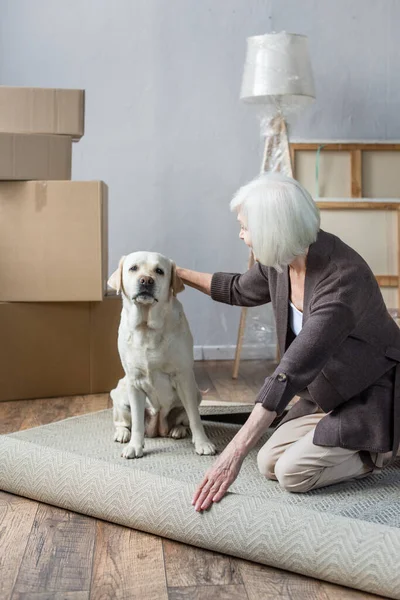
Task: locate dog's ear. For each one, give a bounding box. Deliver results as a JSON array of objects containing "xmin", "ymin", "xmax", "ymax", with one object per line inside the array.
[
  {"xmin": 107, "ymin": 256, "xmax": 126, "ymax": 295},
  {"xmin": 170, "ymin": 261, "xmax": 185, "ymax": 296}
]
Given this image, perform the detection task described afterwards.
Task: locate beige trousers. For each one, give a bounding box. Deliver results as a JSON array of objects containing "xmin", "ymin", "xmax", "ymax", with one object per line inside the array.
[{"xmin": 257, "ymin": 412, "xmax": 375, "ymax": 493}]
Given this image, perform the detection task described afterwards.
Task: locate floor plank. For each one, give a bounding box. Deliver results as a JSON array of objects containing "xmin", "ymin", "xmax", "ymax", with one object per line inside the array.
[
  {"xmin": 18, "ymin": 394, "xmax": 109, "ymax": 432},
  {"xmin": 168, "ymin": 584, "xmax": 247, "ymax": 600},
  {"xmin": 0, "ymin": 394, "xmax": 109, "ymax": 435},
  {"xmin": 90, "ymin": 521, "xmax": 168, "ymax": 600},
  {"xmin": 205, "ymin": 361, "xmax": 255, "ymax": 403},
  {"xmin": 322, "ymin": 581, "xmax": 386, "ymax": 600},
  {"xmin": 12, "ymin": 592, "xmax": 89, "ymax": 600},
  {"xmin": 163, "ymin": 539, "xmax": 242, "ymax": 587},
  {"xmin": 12, "ymin": 504, "xmax": 96, "ymax": 597},
  {"xmin": 0, "ymin": 492, "xmax": 38, "ymax": 600},
  {"xmin": 237, "ymin": 559, "xmax": 330, "ymax": 600},
  {"xmin": 0, "ymin": 400, "xmax": 32, "ymax": 435}
]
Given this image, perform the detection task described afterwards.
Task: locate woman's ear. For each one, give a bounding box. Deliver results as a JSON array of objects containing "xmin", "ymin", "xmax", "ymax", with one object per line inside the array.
[
  {"xmin": 107, "ymin": 256, "xmax": 126, "ymax": 294},
  {"xmin": 170, "ymin": 261, "xmax": 185, "ymax": 296}
]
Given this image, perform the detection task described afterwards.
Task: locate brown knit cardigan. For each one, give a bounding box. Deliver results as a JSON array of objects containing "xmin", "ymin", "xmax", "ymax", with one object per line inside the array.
[{"xmin": 211, "ymin": 230, "xmax": 400, "ymax": 457}]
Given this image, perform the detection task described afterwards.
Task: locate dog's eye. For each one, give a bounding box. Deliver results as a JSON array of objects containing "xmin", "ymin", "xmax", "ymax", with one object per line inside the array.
[
  {"xmin": 129, "ymin": 265, "xmax": 138, "ymax": 272},
  {"xmin": 155, "ymin": 268, "xmax": 164, "ymax": 275}
]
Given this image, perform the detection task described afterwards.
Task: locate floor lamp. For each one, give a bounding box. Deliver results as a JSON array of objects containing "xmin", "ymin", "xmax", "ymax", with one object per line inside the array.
[{"xmin": 232, "ymin": 32, "xmax": 315, "ymax": 379}]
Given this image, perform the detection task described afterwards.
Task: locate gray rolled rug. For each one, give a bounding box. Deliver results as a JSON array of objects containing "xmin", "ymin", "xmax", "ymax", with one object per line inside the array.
[{"xmin": 1, "ymin": 407, "xmax": 399, "ymax": 599}]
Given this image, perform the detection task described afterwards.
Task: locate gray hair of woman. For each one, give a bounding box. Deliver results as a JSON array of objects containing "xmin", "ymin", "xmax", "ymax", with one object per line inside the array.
[{"xmin": 230, "ymin": 172, "xmax": 320, "ymax": 273}]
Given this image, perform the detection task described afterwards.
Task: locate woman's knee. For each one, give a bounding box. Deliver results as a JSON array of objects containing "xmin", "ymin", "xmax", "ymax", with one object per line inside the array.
[
  {"xmin": 256, "ymin": 446, "xmax": 278, "ymax": 480},
  {"xmin": 274, "ymin": 455, "xmax": 316, "ymax": 493}
]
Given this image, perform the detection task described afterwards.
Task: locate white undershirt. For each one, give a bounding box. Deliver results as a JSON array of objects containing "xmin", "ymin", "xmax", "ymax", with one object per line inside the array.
[{"xmin": 289, "ymin": 301, "xmax": 303, "ymax": 336}]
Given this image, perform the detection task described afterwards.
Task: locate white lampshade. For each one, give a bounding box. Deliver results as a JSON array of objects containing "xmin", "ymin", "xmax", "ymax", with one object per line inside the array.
[{"xmin": 240, "ymin": 32, "xmax": 315, "ymax": 114}]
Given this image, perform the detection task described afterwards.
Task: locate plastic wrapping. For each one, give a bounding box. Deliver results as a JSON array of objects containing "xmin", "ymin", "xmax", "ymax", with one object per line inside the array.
[
  {"xmin": 259, "ymin": 112, "xmax": 292, "ymax": 175},
  {"xmin": 241, "ymin": 32, "xmax": 315, "ymax": 118},
  {"xmin": 241, "ymin": 32, "xmax": 315, "ymax": 174},
  {"xmin": 244, "ymin": 307, "xmax": 275, "ymax": 341}
]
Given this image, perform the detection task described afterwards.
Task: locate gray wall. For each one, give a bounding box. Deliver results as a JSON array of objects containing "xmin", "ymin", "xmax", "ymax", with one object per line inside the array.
[{"xmin": 1, "ymin": 0, "xmax": 399, "ymax": 355}]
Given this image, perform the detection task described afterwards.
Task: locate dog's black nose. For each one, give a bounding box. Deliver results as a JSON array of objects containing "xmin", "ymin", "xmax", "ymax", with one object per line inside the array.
[{"xmin": 140, "ymin": 276, "xmax": 154, "ymax": 286}]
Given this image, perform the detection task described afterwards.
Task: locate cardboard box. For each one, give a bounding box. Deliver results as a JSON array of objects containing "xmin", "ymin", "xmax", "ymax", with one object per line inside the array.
[
  {"xmin": 0, "ymin": 133, "xmax": 72, "ymax": 180},
  {"xmin": 0, "ymin": 181, "xmax": 108, "ymax": 302},
  {"xmin": 0, "ymin": 302, "xmax": 91, "ymax": 401},
  {"xmin": 0, "ymin": 296, "xmax": 124, "ymax": 402},
  {"xmin": 0, "ymin": 86, "xmax": 85, "ymax": 140}
]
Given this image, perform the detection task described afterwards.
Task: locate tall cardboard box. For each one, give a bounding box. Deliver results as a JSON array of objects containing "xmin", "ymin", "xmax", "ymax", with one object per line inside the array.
[
  {"xmin": 0, "ymin": 133, "xmax": 72, "ymax": 180},
  {"xmin": 0, "ymin": 86, "xmax": 85, "ymax": 140},
  {"xmin": 0, "ymin": 302, "xmax": 91, "ymax": 401},
  {"xmin": 0, "ymin": 181, "xmax": 108, "ymax": 301}
]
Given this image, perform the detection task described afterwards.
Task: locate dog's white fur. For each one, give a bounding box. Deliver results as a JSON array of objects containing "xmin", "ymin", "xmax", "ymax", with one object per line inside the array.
[{"xmin": 108, "ymin": 251, "xmax": 216, "ymax": 459}]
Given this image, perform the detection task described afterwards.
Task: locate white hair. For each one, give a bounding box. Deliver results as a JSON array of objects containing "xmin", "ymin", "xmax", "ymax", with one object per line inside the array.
[{"xmin": 230, "ymin": 172, "xmax": 320, "ymax": 272}]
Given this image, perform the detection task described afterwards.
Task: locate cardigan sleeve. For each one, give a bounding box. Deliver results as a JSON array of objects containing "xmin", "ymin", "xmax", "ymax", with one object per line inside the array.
[
  {"xmin": 255, "ymin": 265, "xmax": 371, "ymax": 414},
  {"xmin": 210, "ymin": 262, "xmax": 271, "ymax": 307}
]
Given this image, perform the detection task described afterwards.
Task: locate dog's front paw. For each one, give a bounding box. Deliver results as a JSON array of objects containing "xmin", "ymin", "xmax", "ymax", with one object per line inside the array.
[
  {"xmin": 121, "ymin": 442, "xmax": 144, "ymax": 459},
  {"xmin": 121, "ymin": 435, "xmax": 145, "ymax": 459},
  {"xmin": 194, "ymin": 438, "xmax": 216, "ymax": 456},
  {"xmin": 169, "ymin": 425, "xmax": 189, "ymax": 439},
  {"xmin": 114, "ymin": 427, "xmax": 131, "ymax": 443}
]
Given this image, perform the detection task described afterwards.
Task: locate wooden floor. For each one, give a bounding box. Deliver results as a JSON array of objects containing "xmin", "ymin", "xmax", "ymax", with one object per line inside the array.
[{"xmin": 0, "ymin": 360, "xmax": 384, "ymax": 600}]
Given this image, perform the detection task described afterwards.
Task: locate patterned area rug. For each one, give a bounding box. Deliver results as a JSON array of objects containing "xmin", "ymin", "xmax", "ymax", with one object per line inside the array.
[{"xmin": 1, "ymin": 408, "xmax": 400, "ymax": 599}]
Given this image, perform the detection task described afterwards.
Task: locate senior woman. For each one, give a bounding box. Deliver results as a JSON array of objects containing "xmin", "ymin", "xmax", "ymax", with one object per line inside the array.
[{"xmin": 177, "ymin": 173, "xmax": 400, "ymax": 512}]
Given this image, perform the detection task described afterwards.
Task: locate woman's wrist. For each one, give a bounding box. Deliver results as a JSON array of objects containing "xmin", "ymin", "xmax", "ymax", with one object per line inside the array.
[{"xmin": 233, "ymin": 404, "xmax": 276, "ymax": 454}]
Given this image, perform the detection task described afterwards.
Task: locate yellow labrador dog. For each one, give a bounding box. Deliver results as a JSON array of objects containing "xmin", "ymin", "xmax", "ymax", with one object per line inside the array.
[{"xmin": 108, "ymin": 251, "xmax": 216, "ymax": 459}]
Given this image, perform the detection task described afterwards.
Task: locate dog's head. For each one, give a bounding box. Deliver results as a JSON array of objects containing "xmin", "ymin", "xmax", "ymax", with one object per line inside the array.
[{"xmin": 107, "ymin": 251, "xmax": 184, "ymax": 305}]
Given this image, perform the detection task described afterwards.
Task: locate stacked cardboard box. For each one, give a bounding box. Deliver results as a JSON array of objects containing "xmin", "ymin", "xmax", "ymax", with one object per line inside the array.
[{"xmin": 0, "ymin": 86, "xmax": 123, "ymax": 401}]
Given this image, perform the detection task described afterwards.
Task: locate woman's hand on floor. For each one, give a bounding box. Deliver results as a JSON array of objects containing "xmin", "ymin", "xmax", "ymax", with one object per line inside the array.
[
  {"xmin": 192, "ymin": 404, "xmax": 277, "ymax": 511},
  {"xmin": 192, "ymin": 443, "xmax": 245, "ymax": 511}
]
